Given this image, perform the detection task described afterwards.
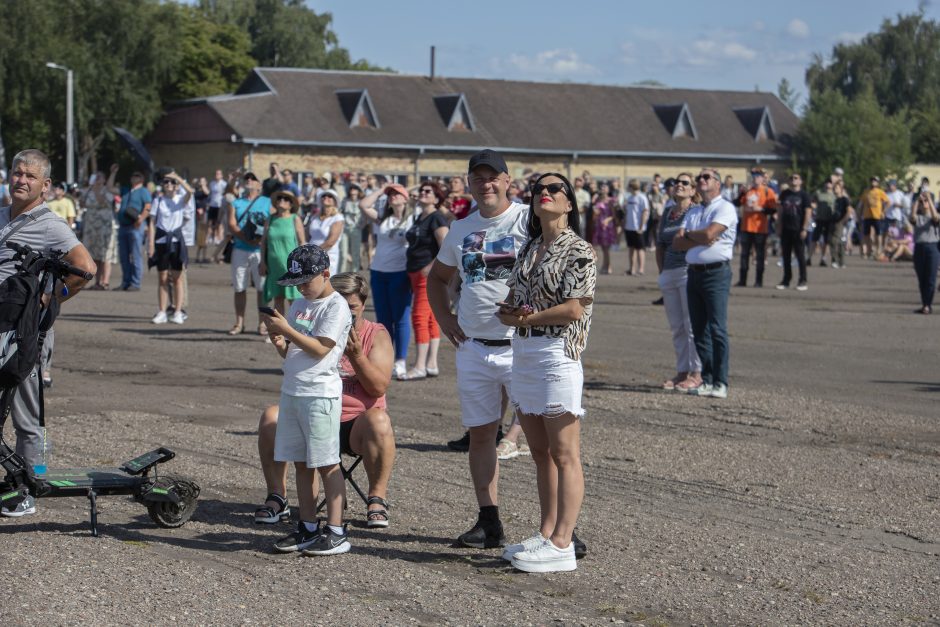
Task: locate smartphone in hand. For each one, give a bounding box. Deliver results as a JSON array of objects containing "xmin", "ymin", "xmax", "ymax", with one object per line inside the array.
[{"xmin": 258, "ymin": 306, "xmax": 276, "ymax": 316}]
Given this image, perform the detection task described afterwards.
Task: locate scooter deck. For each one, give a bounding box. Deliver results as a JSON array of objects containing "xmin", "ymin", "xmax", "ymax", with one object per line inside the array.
[{"xmin": 36, "ymin": 468, "xmax": 142, "ymax": 497}]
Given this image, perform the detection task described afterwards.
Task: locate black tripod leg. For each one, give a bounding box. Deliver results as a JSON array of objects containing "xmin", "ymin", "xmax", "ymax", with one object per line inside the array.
[{"xmin": 87, "ymin": 489, "xmax": 98, "ymax": 537}]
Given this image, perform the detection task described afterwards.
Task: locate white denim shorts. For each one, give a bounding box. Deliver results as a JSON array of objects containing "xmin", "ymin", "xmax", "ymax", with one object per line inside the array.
[
  {"xmin": 230, "ymin": 247, "xmax": 264, "ymax": 293},
  {"xmin": 510, "ymin": 335, "xmax": 584, "ymax": 418},
  {"xmin": 274, "ymin": 394, "xmax": 341, "ymax": 468},
  {"xmin": 455, "ymin": 339, "xmax": 513, "ymax": 428}
]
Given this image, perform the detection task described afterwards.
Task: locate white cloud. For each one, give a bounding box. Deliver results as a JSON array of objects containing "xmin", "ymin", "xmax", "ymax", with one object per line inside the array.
[
  {"xmin": 620, "ymin": 42, "xmax": 637, "ymax": 65},
  {"xmin": 786, "ymin": 19, "xmax": 810, "ymax": 39},
  {"xmin": 835, "ymin": 31, "xmax": 865, "ymax": 44},
  {"xmin": 504, "ymin": 49, "xmax": 599, "ymax": 76},
  {"xmin": 687, "ymin": 40, "xmax": 757, "ymax": 65}
]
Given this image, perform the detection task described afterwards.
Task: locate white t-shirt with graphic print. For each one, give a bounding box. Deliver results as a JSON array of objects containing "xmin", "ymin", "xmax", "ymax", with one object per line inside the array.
[
  {"xmin": 281, "ymin": 291, "xmax": 352, "ymax": 397},
  {"xmin": 436, "ymin": 202, "xmax": 528, "ymax": 340}
]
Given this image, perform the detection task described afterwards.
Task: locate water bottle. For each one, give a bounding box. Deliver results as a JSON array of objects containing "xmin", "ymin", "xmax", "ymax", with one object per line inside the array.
[{"xmin": 32, "ymin": 427, "xmax": 52, "ymax": 475}]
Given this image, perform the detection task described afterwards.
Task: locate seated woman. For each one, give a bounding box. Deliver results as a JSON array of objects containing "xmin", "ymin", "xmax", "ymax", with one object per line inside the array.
[
  {"xmin": 884, "ymin": 223, "xmax": 915, "ymax": 262},
  {"xmin": 255, "ymin": 272, "xmax": 396, "ymax": 528}
]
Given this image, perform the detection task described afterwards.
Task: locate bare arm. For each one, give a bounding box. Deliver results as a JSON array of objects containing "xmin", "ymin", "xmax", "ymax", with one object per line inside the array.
[
  {"xmin": 497, "ymin": 297, "xmax": 591, "ymax": 327},
  {"xmin": 294, "ymin": 214, "xmax": 307, "ymax": 244},
  {"xmin": 263, "ymin": 310, "xmax": 335, "ymax": 359},
  {"xmin": 427, "ymin": 260, "xmax": 466, "ymax": 346},
  {"xmin": 321, "ymin": 220, "xmax": 344, "ymax": 250},
  {"xmin": 59, "ymin": 244, "xmax": 96, "ymax": 303},
  {"xmin": 672, "ymin": 222, "xmax": 726, "ymax": 251},
  {"xmin": 346, "ymin": 326, "xmax": 393, "ymax": 398},
  {"xmin": 358, "ymin": 189, "xmax": 383, "ymax": 222}
]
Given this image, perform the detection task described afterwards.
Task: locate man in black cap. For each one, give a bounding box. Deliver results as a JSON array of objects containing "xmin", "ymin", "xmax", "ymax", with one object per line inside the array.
[
  {"xmin": 427, "ymin": 149, "xmax": 529, "ymax": 549},
  {"xmin": 225, "ymin": 169, "xmax": 273, "ymax": 335}
]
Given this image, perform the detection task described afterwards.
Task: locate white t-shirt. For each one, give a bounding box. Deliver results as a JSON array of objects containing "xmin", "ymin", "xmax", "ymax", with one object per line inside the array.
[
  {"xmin": 151, "ymin": 189, "xmax": 194, "ymax": 244},
  {"xmin": 682, "ymin": 196, "xmax": 738, "ymax": 264},
  {"xmin": 624, "ymin": 193, "xmax": 649, "ymax": 231},
  {"xmin": 307, "ymin": 213, "xmax": 344, "ymax": 273},
  {"xmin": 436, "ymin": 202, "xmax": 529, "ymax": 340},
  {"xmin": 208, "ymin": 179, "xmax": 227, "ymax": 207},
  {"xmin": 281, "ymin": 291, "xmax": 352, "ymax": 397},
  {"xmin": 370, "ymin": 214, "xmax": 412, "ymax": 273},
  {"xmin": 886, "ymin": 190, "xmax": 907, "ymax": 222}
]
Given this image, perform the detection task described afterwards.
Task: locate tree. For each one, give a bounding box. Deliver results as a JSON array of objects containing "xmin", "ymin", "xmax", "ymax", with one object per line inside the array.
[
  {"xmin": 794, "ymin": 89, "xmax": 912, "ymax": 194},
  {"xmin": 806, "ymin": 10, "xmax": 940, "ymax": 161},
  {"xmin": 777, "ymin": 78, "xmax": 800, "ymax": 112},
  {"xmin": 196, "ymin": 0, "xmax": 384, "ymax": 70}
]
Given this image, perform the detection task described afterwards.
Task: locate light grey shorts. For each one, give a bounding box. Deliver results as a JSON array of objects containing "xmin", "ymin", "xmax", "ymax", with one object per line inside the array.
[{"xmin": 274, "ymin": 394, "xmax": 341, "ymax": 468}]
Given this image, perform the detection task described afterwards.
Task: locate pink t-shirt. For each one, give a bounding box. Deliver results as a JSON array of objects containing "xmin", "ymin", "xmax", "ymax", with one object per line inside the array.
[{"xmin": 338, "ymin": 318, "xmax": 388, "ymax": 422}]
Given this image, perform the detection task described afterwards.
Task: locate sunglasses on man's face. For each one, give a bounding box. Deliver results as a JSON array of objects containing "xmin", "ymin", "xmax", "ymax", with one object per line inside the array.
[
  {"xmin": 162, "ymin": 180, "xmax": 176, "ymax": 185},
  {"xmin": 696, "ymin": 174, "xmax": 717, "ymax": 183},
  {"xmin": 531, "ymin": 182, "xmax": 567, "ymax": 195}
]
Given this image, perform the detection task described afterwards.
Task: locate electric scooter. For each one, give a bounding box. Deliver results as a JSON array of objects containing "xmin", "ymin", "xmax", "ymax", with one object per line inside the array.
[{"xmin": 0, "ymin": 242, "xmax": 200, "ymax": 536}]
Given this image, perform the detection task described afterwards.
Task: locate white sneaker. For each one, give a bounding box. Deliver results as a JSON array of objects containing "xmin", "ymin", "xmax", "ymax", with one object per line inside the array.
[
  {"xmin": 501, "ymin": 533, "xmax": 546, "ymax": 561},
  {"xmin": 0, "ymin": 494, "xmax": 36, "ymax": 517},
  {"xmin": 170, "ymin": 310, "xmax": 185, "ymax": 325},
  {"xmin": 151, "ymin": 311, "xmax": 168, "ymax": 324},
  {"xmin": 496, "ymin": 439, "xmax": 520, "ymax": 460},
  {"xmin": 688, "ymin": 383, "xmax": 713, "ymax": 397},
  {"xmin": 511, "ymin": 539, "xmax": 576, "ymax": 573},
  {"xmin": 709, "ymin": 383, "xmax": 728, "ymax": 399},
  {"xmin": 393, "ymin": 360, "xmax": 406, "ymax": 379}
]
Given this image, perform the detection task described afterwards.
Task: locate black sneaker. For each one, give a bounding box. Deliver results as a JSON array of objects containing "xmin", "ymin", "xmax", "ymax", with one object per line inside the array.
[
  {"xmin": 301, "ymin": 524, "xmax": 351, "ymax": 556},
  {"xmin": 457, "ymin": 519, "xmax": 506, "ymax": 549},
  {"xmin": 273, "ymin": 520, "xmax": 321, "ymax": 553},
  {"xmin": 572, "ymin": 530, "xmax": 587, "ymax": 560},
  {"xmin": 447, "ymin": 431, "xmax": 470, "ymax": 452}
]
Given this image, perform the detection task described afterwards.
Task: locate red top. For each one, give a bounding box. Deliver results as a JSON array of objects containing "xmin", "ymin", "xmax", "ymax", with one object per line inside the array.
[{"xmin": 338, "ymin": 318, "xmax": 388, "ymax": 422}]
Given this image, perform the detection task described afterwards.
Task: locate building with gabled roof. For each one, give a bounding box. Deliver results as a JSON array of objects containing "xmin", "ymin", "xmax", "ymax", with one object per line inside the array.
[{"xmin": 147, "ymin": 67, "xmax": 799, "ymax": 184}]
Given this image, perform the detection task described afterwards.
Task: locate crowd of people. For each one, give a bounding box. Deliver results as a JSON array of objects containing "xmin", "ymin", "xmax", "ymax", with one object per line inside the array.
[{"xmin": 3, "ymin": 145, "xmax": 938, "ymax": 574}]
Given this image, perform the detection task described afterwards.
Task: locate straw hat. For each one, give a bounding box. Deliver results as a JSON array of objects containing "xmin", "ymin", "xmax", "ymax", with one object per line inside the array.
[{"xmin": 271, "ymin": 190, "xmax": 299, "ymax": 212}]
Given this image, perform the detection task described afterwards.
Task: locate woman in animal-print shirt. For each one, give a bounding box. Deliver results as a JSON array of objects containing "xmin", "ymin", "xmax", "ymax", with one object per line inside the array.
[{"xmin": 497, "ymin": 172, "xmax": 596, "ymax": 574}]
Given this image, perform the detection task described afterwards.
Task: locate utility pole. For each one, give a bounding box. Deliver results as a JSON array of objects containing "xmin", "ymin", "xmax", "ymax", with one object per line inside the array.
[{"xmin": 46, "ymin": 62, "xmax": 74, "ymax": 184}]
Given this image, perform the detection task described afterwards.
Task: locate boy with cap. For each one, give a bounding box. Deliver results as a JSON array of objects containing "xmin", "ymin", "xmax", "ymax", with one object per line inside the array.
[{"xmin": 262, "ymin": 244, "xmax": 353, "ymax": 555}]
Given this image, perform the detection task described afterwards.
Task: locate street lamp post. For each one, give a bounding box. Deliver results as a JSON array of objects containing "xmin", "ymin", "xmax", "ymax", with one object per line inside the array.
[{"xmin": 46, "ymin": 62, "xmax": 74, "ymax": 185}]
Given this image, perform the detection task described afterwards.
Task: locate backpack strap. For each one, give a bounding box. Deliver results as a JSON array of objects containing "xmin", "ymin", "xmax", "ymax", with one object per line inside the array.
[{"xmin": 0, "ymin": 206, "xmax": 52, "ymax": 249}]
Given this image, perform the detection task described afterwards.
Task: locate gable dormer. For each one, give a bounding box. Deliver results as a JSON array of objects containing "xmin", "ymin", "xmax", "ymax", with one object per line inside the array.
[
  {"xmin": 734, "ymin": 106, "xmax": 776, "ymax": 141},
  {"xmin": 336, "ymin": 89, "xmax": 380, "ymax": 129},
  {"xmin": 234, "ymin": 69, "xmax": 277, "ymax": 96},
  {"xmin": 653, "ymin": 103, "xmax": 697, "ymax": 140},
  {"xmin": 433, "ymin": 93, "xmax": 475, "ymax": 132}
]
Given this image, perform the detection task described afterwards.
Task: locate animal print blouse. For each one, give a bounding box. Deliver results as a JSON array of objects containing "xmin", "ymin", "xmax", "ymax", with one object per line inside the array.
[{"xmin": 507, "ymin": 229, "xmax": 597, "ymax": 361}]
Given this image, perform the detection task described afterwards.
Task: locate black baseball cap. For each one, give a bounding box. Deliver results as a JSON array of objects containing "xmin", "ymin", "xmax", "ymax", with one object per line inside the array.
[
  {"xmin": 243, "ymin": 171, "xmax": 259, "ymax": 182},
  {"xmin": 468, "ymin": 149, "xmax": 508, "ymax": 174},
  {"xmin": 277, "ymin": 244, "xmax": 331, "ymax": 286}
]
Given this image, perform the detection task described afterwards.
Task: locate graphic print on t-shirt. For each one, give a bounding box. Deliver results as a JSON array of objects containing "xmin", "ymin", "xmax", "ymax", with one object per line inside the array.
[{"xmin": 461, "ymin": 229, "xmax": 517, "ymax": 284}]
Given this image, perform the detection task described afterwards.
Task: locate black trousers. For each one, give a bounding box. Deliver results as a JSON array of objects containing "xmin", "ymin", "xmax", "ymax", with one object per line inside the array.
[
  {"xmin": 780, "ymin": 230, "xmax": 807, "ymax": 285},
  {"xmin": 738, "ymin": 231, "xmax": 767, "ymax": 284}
]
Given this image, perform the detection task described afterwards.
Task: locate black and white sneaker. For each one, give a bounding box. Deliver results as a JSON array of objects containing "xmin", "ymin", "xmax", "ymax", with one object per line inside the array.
[
  {"xmin": 301, "ymin": 524, "xmax": 351, "ymax": 556},
  {"xmin": 273, "ymin": 520, "xmax": 321, "ymax": 553}
]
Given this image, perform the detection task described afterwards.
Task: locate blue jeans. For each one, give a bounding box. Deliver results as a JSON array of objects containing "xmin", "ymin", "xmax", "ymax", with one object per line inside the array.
[
  {"xmin": 371, "ymin": 269, "xmax": 412, "ymax": 361},
  {"xmin": 686, "ymin": 261, "xmax": 732, "ymax": 387},
  {"xmin": 118, "ymin": 225, "xmax": 144, "ymax": 289},
  {"xmin": 913, "ymin": 243, "xmax": 939, "ymax": 308}
]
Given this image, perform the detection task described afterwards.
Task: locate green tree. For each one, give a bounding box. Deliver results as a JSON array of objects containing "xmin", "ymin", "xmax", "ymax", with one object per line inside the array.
[
  {"xmin": 794, "ymin": 89, "xmax": 912, "ymax": 195},
  {"xmin": 196, "ymin": 0, "xmax": 384, "ymax": 70},
  {"xmin": 806, "ymin": 10, "xmax": 940, "ymax": 161},
  {"xmin": 777, "ymin": 78, "xmax": 800, "ymax": 112}
]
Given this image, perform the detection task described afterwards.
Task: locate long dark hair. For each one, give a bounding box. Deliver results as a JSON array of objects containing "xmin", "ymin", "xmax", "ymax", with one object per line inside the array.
[{"xmin": 523, "ymin": 173, "xmax": 581, "ymax": 254}]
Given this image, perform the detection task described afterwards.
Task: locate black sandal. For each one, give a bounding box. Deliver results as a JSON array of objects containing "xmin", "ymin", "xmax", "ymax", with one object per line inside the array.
[
  {"xmin": 254, "ymin": 493, "xmax": 290, "ymax": 524},
  {"xmin": 366, "ymin": 496, "xmax": 390, "ymax": 528}
]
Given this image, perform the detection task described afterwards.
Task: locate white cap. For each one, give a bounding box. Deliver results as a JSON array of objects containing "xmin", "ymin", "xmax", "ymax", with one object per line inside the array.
[{"xmin": 834, "ymin": 167, "xmax": 844, "ymax": 176}]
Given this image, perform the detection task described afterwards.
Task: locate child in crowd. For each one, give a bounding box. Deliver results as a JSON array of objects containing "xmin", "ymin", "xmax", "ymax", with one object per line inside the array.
[{"xmin": 262, "ymin": 244, "xmax": 353, "ymax": 556}]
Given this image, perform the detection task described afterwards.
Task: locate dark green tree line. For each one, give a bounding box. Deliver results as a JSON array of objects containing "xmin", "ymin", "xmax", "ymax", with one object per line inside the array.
[{"xmin": 0, "ymin": 0, "xmax": 380, "ymax": 181}]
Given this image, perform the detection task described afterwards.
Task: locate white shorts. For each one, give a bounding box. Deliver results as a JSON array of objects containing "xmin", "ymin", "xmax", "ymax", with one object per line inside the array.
[
  {"xmin": 230, "ymin": 247, "xmax": 264, "ymax": 293},
  {"xmin": 455, "ymin": 340, "xmax": 513, "ymax": 428},
  {"xmin": 510, "ymin": 336, "xmax": 584, "ymax": 418},
  {"xmin": 274, "ymin": 394, "xmax": 341, "ymax": 468}
]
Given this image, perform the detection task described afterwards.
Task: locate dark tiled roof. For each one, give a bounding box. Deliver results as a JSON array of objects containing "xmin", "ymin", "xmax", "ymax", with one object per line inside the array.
[{"xmin": 154, "ymin": 68, "xmax": 798, "ymax": 159}]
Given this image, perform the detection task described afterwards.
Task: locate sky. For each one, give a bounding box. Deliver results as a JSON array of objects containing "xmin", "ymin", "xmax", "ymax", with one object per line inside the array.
[{"xmin": 310, "ymin": 0, "xmax": 935, "ymax": 108}]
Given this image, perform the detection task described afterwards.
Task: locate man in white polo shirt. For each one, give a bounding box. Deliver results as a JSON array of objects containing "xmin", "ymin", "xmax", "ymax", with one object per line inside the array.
[
  {"xmin": 672, "ymin": 167, "xmax": 738, "ymax": 399},
  {"xmin": 427, "ymin": 149, "xmax": 528, "ymax": 549}
]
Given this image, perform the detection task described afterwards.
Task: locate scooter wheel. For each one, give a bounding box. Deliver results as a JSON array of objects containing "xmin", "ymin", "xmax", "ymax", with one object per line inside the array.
[{"xmin": 146, "ymin": 475, "xmax": 199, "ymax": 528}]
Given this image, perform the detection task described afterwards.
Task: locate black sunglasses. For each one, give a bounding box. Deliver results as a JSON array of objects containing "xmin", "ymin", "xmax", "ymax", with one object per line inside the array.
[
  {"xmin": 695, "ymin": 174, "xmax": 717, "ymax": 182},
  {"xmin": 531, "ymin": 182, "xmax": 567, "ymax": 195},
  {"xmin": 162, "ymin": 179, "xmax": 176, "ymax": 185},
  {"xmin": 419, "ymin": 188, "xmax": 435, "ymax": 194},
  {"xmin": 675, "ymin": 179, "xmax": 693, "ymax": 187}
]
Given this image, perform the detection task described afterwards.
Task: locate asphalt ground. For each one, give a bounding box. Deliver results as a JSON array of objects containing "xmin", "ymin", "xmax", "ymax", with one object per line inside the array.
[{"xmin": 1, "ymin": 250, "xmax": 938, "ymax": 625}]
